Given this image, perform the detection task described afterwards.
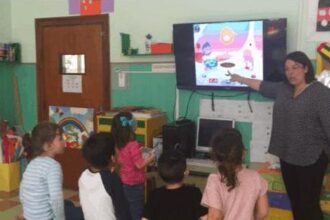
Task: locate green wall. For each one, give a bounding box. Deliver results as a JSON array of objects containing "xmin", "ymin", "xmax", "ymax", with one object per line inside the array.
[
  {"xmin": 0, "ymin": 62, "xmax": 273, "ymax": 162},
  {"xmin": 0, "ymin": 63, "xmax": 36, "ymax": 132},
  {"xmin": 111, "ymin": 63, "xmax": 177, "ymax": 122},
  {"xmin": 0, "ymin": 63, "xmax": 16, "ymax": 126}
]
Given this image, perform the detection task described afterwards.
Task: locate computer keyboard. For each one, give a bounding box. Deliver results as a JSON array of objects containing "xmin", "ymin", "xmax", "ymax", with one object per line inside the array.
[
  {"xmin": 186, "ymin": 158, "xmax": 217, "ymax": 175},
  {"xmin": 187, "ymin": 158, "xmax": 216, "ymax": 167}
]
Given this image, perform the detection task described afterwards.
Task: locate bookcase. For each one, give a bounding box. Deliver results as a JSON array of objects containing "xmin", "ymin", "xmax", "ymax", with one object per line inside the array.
[{"xmin": 96, "ymin": 113, "xmax": 167, "ymax": 147}]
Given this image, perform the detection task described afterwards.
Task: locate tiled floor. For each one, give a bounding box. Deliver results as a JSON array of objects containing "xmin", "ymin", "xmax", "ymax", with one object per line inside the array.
[{"xmin": 0, "ymin": 189, "xmax": 79, "ymax": 220}]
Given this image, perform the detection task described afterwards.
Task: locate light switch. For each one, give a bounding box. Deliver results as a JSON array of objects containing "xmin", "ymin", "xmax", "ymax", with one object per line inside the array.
[{"xmin": 118, "ymin": 71, "xmax": 126, "ymax": 87}]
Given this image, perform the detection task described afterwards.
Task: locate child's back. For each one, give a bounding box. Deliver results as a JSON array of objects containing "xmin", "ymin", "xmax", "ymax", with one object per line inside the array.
[
  {"xmin": 202, "ymin": 168, "xmax": 267, "ymax": 220},
  {"xmin": 201, "ymin": 128, "xmax": 268, "ymax": 220},
  {"xmin": 20, "ymin": 156, "xmax": 64, "ymax": 219},
  {"xmin": 144, "ymin": 184, "xmax": 206, "ymax": 220},
  {"xmin": 79, "ymin": 169, "xmax": 116, "ymax": 219},
  {"xmin": 79, "ymin": 132, "xmax": 131, "ymax": 220},
  {"xmin": 111, "ymin": 112, "xmax": 155, "ymax": 220},
  {"xmin": 19, "ymin": 122, "xmax": 65, "ymax": 220},
  {"xmin": 142, "ymin": 150, "xmax": 207, "ymax": 220}
]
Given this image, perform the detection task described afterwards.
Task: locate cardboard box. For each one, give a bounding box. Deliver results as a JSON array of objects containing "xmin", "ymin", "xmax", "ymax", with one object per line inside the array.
[{"xmin": 0, "ymin": 162, "xmax": 21, "ymax": 192}]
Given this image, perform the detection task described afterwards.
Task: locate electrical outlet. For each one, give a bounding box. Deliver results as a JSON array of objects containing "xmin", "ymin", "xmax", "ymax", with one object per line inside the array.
[{"xmin": 118, "ymin": 71, "xmax": 126, "ymax": 87}]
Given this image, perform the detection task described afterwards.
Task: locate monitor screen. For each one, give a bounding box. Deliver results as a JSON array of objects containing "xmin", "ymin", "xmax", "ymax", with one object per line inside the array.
[
  {"xmin": 173, "ymin": 18, "xmax": 287, "ymax": 91},
  {"xmin": 194, "ymin": 21, "xmax": 263, "ymax": 88},
  {"xmin": 196, "ymin": 117, "xmax": 235, "ymax": 153}
]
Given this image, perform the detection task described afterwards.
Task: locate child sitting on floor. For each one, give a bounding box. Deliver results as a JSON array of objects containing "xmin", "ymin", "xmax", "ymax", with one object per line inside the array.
[
  {"xmin": 201, "ymin": 128, "xmax": 268, "ymax": 220},
  {"xmin": 79, "ymin": 132, "xmax": 131, "ymax": 220},
  {"xmin": 19, "ymin": 121, "xmax": 66, "ymax": 220},
  {"xmin": 142, "ymin": 150, "xmax": 208, "ymax": 220}
]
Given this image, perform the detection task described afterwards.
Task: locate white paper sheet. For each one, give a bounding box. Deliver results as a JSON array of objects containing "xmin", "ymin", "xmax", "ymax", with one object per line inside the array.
[{"xmin": 62, "ymin": 75, "xmax": 82, "ymax": 93}]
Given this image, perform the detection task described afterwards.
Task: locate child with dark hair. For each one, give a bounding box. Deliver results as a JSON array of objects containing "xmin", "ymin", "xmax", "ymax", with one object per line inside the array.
[
  {"xmin": 201, "ymin": 128, "xmax": 268, "ymax": 220},
  {"xmin": 19, "ymin": 121, "xmax": 65, "ymax": 220},
  {"xmin": 142, "ymin": 150, "xmax": 208, "ymax": 220},
  {"xmin": 79, "ymin": 132, "xmax": 131, "ymax": 220},
  {"xmin": 111, "ymin": 112, "xmax": 155, "ymax": 220},
  {"xmin": 22, "ymin": 133, "xmax": 33, "ymax": 161}
]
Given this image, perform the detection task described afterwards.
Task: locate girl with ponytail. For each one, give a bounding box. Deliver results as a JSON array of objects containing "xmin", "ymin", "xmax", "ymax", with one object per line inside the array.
[
  {"xmin": 111, "ymin": 112, "xmax": 155, "ymax": 220},
  {"xmin": 201, "ymin": 128, "xmax": 269, "ymax": 220}
]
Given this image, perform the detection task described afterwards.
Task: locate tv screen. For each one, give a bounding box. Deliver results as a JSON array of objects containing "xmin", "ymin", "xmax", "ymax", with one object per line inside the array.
[
  {"xmin": 173, "ymin": 18, "xmax": 287, "ymax": 91},
  {"xmin": 196, "ymin": 117, "xmax": 235, "ymax": 153}
]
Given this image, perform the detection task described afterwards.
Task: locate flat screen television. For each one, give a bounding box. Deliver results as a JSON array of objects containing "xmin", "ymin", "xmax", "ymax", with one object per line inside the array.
[
  {"xmin": 173, "ymin": 18, "xmax": 287, "ymax": 91},
  {"xmin": 196, "ymin": 117, "xmax": 235, "ymax": 153}
]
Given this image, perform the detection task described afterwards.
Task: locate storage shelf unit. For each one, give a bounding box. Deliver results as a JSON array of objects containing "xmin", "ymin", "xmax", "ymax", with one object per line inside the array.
[
  {"xmin": 96, "ymin": 113, "xmax": 167, "ymax": 147},
  {"xmin": 0, "ymin": 43, "xmax": 20, "ymax": 62}
]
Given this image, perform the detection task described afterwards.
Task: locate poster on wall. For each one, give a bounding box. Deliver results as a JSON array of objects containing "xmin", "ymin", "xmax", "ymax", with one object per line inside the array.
[
  {"xmin": 49, "ymin": 106, "xmax": 94, "ymax": 149},
  {"xmin": 62, "ymin": 75, "xmax": 82, "ymax": 93},
  {"xmin": 308, "ymin": 0, "xmax": 330, "ymax": 41},
  {"xmin": 68, "ymin": 0, "xmax": 114, "ymax": 15}
]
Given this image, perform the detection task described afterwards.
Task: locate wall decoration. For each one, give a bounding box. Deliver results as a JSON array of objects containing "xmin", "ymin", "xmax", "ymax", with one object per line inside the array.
[
  {"xmin": 69, "ymin": 0, "xmax": 114, "ymax": 15},
  {"xmin": 308, "ymin": 0, "xmax": 330, "ymax": 41},
  {"xmin": 49, "ymin": 106, "xmax": 94, "ymax": 149}
]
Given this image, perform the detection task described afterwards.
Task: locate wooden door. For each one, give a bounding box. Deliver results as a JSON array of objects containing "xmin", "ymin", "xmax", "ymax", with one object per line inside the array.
[{"xmin": 35, "ymin": 15, "xmax": 110, "ymax": 189}]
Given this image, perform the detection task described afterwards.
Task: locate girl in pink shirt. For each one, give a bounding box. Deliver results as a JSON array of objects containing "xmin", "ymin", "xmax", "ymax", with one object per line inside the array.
[
  {"xmin": 202, "ymin": 128, "xmax": 269, "ymax": 220},
  {"xmin": 111, "ymin": 112, "xmax": 155, "ymax": 220}
]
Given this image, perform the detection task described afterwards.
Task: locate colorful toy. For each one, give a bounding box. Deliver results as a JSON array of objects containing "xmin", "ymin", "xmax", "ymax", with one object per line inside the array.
[{"xmin": 316, "ymin": 42, "xmax": 330, "ymax": 87}]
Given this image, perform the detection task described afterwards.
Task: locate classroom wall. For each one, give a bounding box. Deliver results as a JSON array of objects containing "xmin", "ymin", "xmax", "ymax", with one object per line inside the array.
[
  {"xmin": 0, "ymin": 0, "xmax": 11, "ymax": 42},
  {"xmin": 2, "ymin": 0, "xmax": 320, "ymax": 63},
  {"xmin": 0, "ymin": 63, "xmax": 37, "ymax": 131},
  {"xmin": 0, "ymin": 63, "xmax": 16, "ymax": 125},
  {"xmin": 0, "ymin": 0, "xmax": 323, "ymax": 132}
]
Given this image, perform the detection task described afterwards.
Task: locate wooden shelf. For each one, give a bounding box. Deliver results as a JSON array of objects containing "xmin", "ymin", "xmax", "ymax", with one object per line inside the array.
[
  {"xmin": 124, "ymin": 53, "xmax": 173, "ymax": 57},
  {"xmin": 96, "ymin": 113, "xmax": 167, "ymax": 147},
  {"xmin": 120, "ymin": 33, "xmax": 173, "ymax": 57}
]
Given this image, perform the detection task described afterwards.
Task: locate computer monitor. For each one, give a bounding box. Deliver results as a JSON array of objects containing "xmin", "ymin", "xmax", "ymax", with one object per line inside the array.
[{"xmin": 196, "ymin": 117, "xmax": 235, "ymax": 153}]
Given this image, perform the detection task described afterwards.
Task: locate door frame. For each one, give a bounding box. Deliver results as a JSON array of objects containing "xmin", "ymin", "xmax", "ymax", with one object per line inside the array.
[{"xmin": 35, "ymin": 14, "xmax": 110, "ymax": 121}]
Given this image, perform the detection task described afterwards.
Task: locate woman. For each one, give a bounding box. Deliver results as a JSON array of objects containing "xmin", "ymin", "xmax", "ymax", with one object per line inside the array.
[{"xmin": 231, "ymin": 51, "xmax": 330, "ymax": 220}]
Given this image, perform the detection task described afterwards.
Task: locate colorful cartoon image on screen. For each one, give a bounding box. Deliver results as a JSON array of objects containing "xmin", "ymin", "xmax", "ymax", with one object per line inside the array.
[
  {"xmin": 49, "ymin": 106, "xmax": 94, "ymax": 149},
  {"xmin": 194, "ymin": 20, "xmax": 263, "ymax": 87}
]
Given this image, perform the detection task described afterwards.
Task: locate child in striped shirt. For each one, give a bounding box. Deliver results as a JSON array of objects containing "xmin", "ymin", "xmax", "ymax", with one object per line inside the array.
[{"xmin": 19, "ymin": 121, "xmax": 65, "ymax": 220}]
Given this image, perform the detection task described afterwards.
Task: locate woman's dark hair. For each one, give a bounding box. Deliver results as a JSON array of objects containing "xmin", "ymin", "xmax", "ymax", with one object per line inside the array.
[
  {"xmin": 285, "ymin": 51, "xmax": 315, "ymax": 83},
  {"xmin": 82, "ymin": 132, "xmax": 115, "ymax": 169},
  {"xmin": 210, "ymin": 128, "xmax": 245, "ymax": 191},
  {"xmin": 22, "ymin": 121, "xmax": 62, "ymax": 159},
  {"xmin": 158, "ymin": 150, "xmax": 187, "ymax": 184},
  {"xmin": 111, "ymin": 112, "xmax": 136, "ymax": 149}
]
